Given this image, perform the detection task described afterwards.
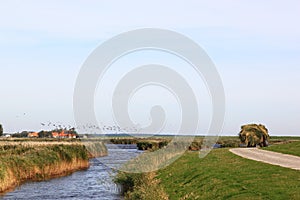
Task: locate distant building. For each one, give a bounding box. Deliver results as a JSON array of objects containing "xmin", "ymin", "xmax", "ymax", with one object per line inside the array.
[
  {"xmin": 28, "ymin": 132, "xmax": 39, "ymax": 138},
  {"xmin": 52, "ymin": 130, "xmax": 77, "ymax": 138}
]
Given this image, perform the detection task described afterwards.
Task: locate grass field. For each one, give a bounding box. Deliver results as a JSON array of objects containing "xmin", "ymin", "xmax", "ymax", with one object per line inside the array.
[
  {"xmin": 114, "ymin": 137, "xmax": 300, "ymax": 199},
  {"xmin": 157, "ymin": 149, "xmax": 300, "ymax": 199},
  {"xmin": 264, "ymin": 141, "xmax": 300, "ymax": 157}
]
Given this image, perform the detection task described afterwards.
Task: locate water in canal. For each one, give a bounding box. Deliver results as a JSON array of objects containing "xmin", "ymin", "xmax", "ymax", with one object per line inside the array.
[{"xmin": 2, "ymin": 144, "xmax": 141, "ymax": 200}]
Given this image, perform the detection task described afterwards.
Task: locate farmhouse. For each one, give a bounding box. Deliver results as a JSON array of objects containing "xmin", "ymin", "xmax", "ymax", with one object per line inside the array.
[
  {"xmin": 28, "ymin": 132, "xmax": 39, "ymax": 138},
  {"xmin": 52, "ymin": 130, "xmax": 77, "ymax": 139}
]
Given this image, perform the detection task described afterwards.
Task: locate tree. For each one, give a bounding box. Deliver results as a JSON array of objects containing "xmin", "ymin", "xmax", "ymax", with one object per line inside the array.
[
  {"xmin": 38, "ymin": 131, "xmax": 52, "ymax": 138},
  {"xmin": 0, "ymin": 124, "xmax": 3, "ymax": 136},
  {"xmin": 239, "ymin": 124, "xmax": 270, "ymax": 147}
]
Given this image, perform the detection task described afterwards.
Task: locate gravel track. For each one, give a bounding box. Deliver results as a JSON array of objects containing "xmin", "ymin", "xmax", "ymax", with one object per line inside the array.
[{"xmin": 230, "ymin": 148, "xmax": 300, "ymax": 171}]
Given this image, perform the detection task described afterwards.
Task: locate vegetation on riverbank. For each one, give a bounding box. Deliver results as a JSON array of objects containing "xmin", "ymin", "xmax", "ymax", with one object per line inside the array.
[
  {"xmin": 0, "ymin": 141, "xmax": 107, "ymax": 194},
  {"xmin": 110, "ymin": 136, "xmax": 300, "ymax": 151},
  {"xmin": 136, "ymin": 140, "xmax": 169, "ymax": 151},
  {"xmin": 114, "ymin": 172, "xmax": 168, "ymax": 200},
  {"xmin": 84, "ymin": 141, "xmax": 108, "ymax": 157}
]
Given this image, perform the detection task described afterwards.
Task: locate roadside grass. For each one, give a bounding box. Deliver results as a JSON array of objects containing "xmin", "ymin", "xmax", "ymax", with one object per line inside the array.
[
  {"xmin": 264, "ymin": 141, "xmax": 300, "ymax": 157},
  {"xmin": 157, "ymin": 149, "xmax": 300, "ymax": 200}
]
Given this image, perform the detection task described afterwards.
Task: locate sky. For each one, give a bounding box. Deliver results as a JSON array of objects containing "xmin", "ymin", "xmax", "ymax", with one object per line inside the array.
[{"xmin": 0, "ymin": 0, "xmax": 299, "ymax": 136}]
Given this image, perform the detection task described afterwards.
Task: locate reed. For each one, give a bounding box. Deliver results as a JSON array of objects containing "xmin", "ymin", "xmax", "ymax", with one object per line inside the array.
[
  {"xmin": 0, "ymin": 141, "xmax": 107, "ymax": 194},
  {"xmin": 114, "ymin": 172, "xmax": 168, "ymax": 200}
]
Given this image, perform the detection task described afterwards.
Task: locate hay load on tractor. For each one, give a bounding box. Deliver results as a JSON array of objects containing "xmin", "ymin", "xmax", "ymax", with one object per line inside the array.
[{"xmin": 239, "ymin": 124, "xmax": 270, "ymax": 147}]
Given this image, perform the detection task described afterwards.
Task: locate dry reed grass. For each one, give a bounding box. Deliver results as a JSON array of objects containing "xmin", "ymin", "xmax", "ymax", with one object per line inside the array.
[{"xmin": 0, "ymin": 141, "xmax": 107, "ymax": 194}]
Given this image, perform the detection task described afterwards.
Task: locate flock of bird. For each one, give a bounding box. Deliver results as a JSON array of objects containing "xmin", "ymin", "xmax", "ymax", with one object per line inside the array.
[
  {"xmin": 15, "ymin": 112, "xmax": 140, "ymax": 134},
  {"xmin": 40, "ymin": 122, "xmax": 140, "ymax": 134}
]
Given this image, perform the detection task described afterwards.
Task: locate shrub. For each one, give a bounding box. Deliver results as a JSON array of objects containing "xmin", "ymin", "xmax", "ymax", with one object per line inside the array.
[{"xmin": 239, "ymin": 124, "xmax": 270, "ymax": 147}]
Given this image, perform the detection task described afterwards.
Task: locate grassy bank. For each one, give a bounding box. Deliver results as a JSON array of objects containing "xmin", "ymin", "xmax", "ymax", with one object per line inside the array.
[
  {"xmin": 0, "ymin": 141, "xmax": 107, "ymax": 194},
  {"xmin": 84, "ymin": 141, "xmax": 108, "ymax": 158},
  {"xmin": 158, "ymin": 149, "xmax": 300, "ymax": 199},
  {"xmin": 264, "ymin": 141, "xmax": 300, "ymax": 157},
  {"xmin": 114, "ymin": 136, "xmax": 300, "ymax": 199},
  {"xmin": 114, "ymin": 172, "xmax": 168, "ymax": 200},
  {"xmin": 116, "ymin": 148, "xmax": 300, "ymax": 199}
]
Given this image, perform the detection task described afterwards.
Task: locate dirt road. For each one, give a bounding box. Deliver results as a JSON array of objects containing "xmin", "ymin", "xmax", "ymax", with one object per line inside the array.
[{"xmin": 230, "ymin": 148, "xmax": 300, "ymax": 170}]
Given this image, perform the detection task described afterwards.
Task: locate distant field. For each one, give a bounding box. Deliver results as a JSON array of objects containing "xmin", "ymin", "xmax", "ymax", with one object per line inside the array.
[
  {"xmin": 264, "ymin": 141, "xmax": 300, "ymax": 157},
  {"xmin": 269, "ymin": 136, "xmax": 300, "ymax": 143},
  {"xmin": 157, "ymin": 149, "xmax": 300, "ymax": 199}
]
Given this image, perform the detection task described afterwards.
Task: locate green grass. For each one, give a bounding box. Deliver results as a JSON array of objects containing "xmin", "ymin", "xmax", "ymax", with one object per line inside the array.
[
  {"xmin": 264, "ymin": 141, "xmax": 300, "ymax": 157},
  {"xmin": 157, "ymin": 149, "xmax": 300, "ymax": 200},
  {"xmin": 114, "ymin": 136, "xmax": 300, "ymax": 199}
]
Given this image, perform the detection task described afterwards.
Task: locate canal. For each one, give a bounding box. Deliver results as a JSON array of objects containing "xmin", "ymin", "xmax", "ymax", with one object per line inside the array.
[{"xmin": 2, "ymin": 144, "xmax": 141, "ymax": 200}]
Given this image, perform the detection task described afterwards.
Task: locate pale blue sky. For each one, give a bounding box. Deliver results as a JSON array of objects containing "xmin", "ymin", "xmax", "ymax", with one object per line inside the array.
[{"xmin": 0, "ymin": 0, "xmax": 299, "ymax": 135}]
